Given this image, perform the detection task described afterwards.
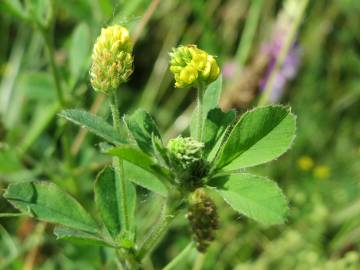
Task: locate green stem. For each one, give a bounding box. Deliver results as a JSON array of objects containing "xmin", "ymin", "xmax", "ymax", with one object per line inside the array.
[
  {"xmin": 110, "ymin": 93, "xmax": 130, "ymax": 232},
  {"xmin": 196, "ymin": 85, "xmax": 205, "ymax": 142},
  {"xmin": 258, "ymin": 0, "xmax": 309, "ymax": 106},
  {"xmin": 110, "ymin": 93, "xmax": 122, "ymax": 134},
  {"xmin": 137, "ymin": 202, "xmax": 180, "ymax": 261},
  {"xmin": 117, "ymin": 249, "xmax": 140, "ymax": 270},
  {"xmin": 163, "ymin": 242, "xmax": 195, "ymax": 270}
]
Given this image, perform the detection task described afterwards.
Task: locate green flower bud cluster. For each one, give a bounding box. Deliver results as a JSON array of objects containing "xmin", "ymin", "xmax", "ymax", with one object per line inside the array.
[
  {"xmin": 90, "ymin": 25, "xmax": 133, "ymax": 94},
  {"xmin": 167, "ymin": 136, "xmax": 204, "ymax": 170},
  {"xmin": 187, "ymin": 188, "xmax": 219, "ymax": 252},
  {"xmin": 167, "ymin": 136, "xmax": 208, "ymax": 189},
  {"xmin": 169, "ymin": 45, "xmax": 220, "ymax": 88}
]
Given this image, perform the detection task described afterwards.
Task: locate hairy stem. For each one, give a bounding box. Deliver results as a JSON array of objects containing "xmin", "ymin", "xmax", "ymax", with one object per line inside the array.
[
  {"xmin": 110, "ymin": 93, "xmax": 130, "ymax": 232},
  {"xmin": 196, "ymin": 85, "xmax": 205, "ymax": 142},
  {"xmin": 137, "ymin": 202, "xmax": 180, "ymax": 261}
]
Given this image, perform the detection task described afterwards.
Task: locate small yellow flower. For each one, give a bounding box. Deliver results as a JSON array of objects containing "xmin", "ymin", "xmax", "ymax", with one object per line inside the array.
[
  {"xmin": 169, "ymin": 45, "xmax": 220, "ymax": 88},
  {"xmin": 90, "ymin": 25, "xmax": 133, "ymax": 93},
  {"xmin": 297, "ymin": 155, "xmax": 314, "ymax": 171},
  {"xmin": 313, "ymin": 165, "xmax": 330, "ymax": 180}
]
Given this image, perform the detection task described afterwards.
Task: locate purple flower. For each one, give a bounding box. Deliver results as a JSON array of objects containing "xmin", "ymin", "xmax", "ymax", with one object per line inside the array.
[
  {"xmin": 222, "ymin": 61, "xmax": 238, "ymax": 79},
  {"xmin": 260, "ymin": 42, "xmax": 301, "ymax": 102},
  {"xmin": 259, "ymin": 4, "xmax": 302, "ymax": 103}
]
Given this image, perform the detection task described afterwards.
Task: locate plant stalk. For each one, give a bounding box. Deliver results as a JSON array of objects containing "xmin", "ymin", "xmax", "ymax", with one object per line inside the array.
[
  {"xmin": 110, "ymin": 93, "xmax": 130, "ymax": 233},
  {"xmin": 137, "ymin": 202, "xmax": 180, "ymax": 261},
  {"xmin": 196, "ymin": 85, "xmax": 205, "ymax": 142}
]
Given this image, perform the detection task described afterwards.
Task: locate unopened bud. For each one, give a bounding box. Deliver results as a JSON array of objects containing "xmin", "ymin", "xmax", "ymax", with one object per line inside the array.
[{"xmin": 167, "ymin": 136, "xmax": 204, "ymax": 170}]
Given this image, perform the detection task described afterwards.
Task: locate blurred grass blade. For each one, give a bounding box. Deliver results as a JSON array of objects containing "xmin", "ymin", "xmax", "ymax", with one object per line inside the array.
[
  {"xmin": 69, "ymin": 23, "xmax": 91, "ymax": 81},
  {"xmin": 19, "ymin": 102, "xmax": 60, "ymax": 154},
  {"xmin": 0, "ymin": 0, "xmax": 28, "ymax": 21}
]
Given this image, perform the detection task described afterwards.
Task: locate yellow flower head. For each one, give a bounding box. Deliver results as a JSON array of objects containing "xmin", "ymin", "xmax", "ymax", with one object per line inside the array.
[
  {"xmin": 313, "ymin": 165, "xmax": 331, "ymax": 180},
  {"xmin": 169, "ymin": 45, "xmax": 220, "ymax": 88},
  {"xmin": 297, "ymin": 155, "xmax": 314, "ymax": 171},
  {"xmin": 90, "ymin": 25, "xmax": 133, "ymax": 93}
]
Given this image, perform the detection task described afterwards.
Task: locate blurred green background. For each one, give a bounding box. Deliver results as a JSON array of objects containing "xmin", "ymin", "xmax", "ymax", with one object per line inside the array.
[{"xmin": 0, "ymin": 0, "xmax": 360, "ymax": 269}]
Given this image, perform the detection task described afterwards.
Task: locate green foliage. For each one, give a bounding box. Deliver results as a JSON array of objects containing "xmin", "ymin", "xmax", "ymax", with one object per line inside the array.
[
  {"xmin": 6, "ymin": 0, "xmax": 359, "ymax": 267},
  {"xmin": 59, "ymin": 109, "xmax": 125, "ymax": 145},
  {"xmin": 17, "ymin": 72, "xmax": 55, "ymax": 101},
  {"xmin": 215, "ymin": 105, "xmax": 296, "ymax": 171},
  {"xmin": 54, "ymin": 226, "xmax": 118, "ymax": 248},
  {"xmin": 124, "ymin": 161, "xmax": 168, "ymax": 196},
  {"xmin": 94, "ymin": 167, "xmax": 122, "ymax": 238},
  {"xmin": 3, "ymin": 182, "xmax": 98, "ymax": 233},
  {"xmin": 0, "ymin": 0, "xmax": 27, "ymax": 20},
  {"xmin": 203, "ymin": 108, "xmax": 236, "ymax": 158},
  {"xmin": 107, "ymin": 145, "xmax": 169, "ymax": 181},
  {"xmin": 124, "ymin": 109, "xmax": 162, "ymax": 155},
  {"xmin": 210, "ymin": 174, "xmax": 288, "ymax": 225}
]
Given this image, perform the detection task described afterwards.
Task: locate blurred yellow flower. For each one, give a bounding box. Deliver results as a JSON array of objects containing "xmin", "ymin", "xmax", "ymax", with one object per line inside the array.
[
  {"xmin": 169, "ymin": 45, "xmax": 220, "ymax": 88},
  {"xmin": 313, "ymin": 165, "xmax": 331, "ymax": 180},
  {"xmin": 297, "ymin": 155, "xmax": 314, "ymax": 171},
  {"xmin": 90, "ymin": 25, "xmax": 133, "ymax": 93}
]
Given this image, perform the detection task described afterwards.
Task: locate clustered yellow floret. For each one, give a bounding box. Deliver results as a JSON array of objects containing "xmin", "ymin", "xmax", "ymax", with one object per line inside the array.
[
  {"xmin": 90, "ymin": 25, "xmax": 133, "ymax": 93},
  {"xmin": 169, "ymin": 45, "xmax": 220, "ymax": 88}
]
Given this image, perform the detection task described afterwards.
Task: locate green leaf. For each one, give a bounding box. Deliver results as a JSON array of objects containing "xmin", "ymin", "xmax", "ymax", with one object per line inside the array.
[
  {"xmin": 124, "ymin": 161, "xmax": 168, "ymax": 196},
  {"xmin": 107, "ymin": 145, "xmax": 169, "ymax": 180},
  {"xmin": 59, "ymin": 109, "xmax": 124, "ymax": 145},
  {"xmin": 210, "ymin": 173, "xmax": 288, "ymax": 225},
  {"xmin": 3, "ymin": 182, "xmax": 98, "ymax": 233},
  {"xmin": 124, "ymin": 109, "xmax": 162, "ymax": 155},
  {"xmin": 54, "ymin": 226, "xmax": 117, "ymax": 248},
  {"xmin": 203, "ymin": 108, "xmax": 236, "ymax": 158},
  {"xmin": 94, "ymin": 167, "xmax": 121, "ymax": 238},
  {"xmin": 202, "ymin": 75, "xmax": 223, "ymax": 115},
  {"xmin": 190, "ymin": 75, "xmax": 223, "ymax": 140},
  {"xmin": 151, "ymin": 134, "xmax": 170, "ymax": 167},
  {"xmin": 215, "ymin": 105, "xmax": 296, "ymax": 171},
  {"xmin": 69, "ymin": 23, "xmax": 91, "ymax": 79}
]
